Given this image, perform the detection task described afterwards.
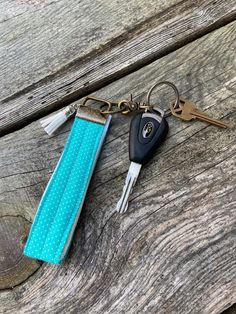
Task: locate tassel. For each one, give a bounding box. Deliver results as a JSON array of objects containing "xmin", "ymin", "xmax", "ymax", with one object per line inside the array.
[{"xmin": 40, "ymin": 105, "xmax": 77, "ymax": 136}]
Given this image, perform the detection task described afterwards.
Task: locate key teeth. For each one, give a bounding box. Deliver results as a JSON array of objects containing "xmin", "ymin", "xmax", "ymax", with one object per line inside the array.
[
  {"xmin": 116, "ymin": 162, "xmax": 142, "ymax": 214},
  {"xmin": 116, "ymin": 201, "xmax": 122, "ymax": 213},
  {"xmin": 116, "ymin": 201, "xmax": 128, "ymax": 214},
  {"xmin": 121, "ymin": 202, "xmax": 129, "ymax": 214},
  {"xmin": 116, "ymin": 192, "xmax": 129, "ymax": 213},
  {"xmin": 116, "ymin": 199, "xmax": 125, "ymax": 213}
]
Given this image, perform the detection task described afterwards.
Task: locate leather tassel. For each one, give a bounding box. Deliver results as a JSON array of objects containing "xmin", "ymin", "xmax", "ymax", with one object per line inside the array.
[{"xmin": 40, "ymin": 105, "xmax": 77, "ymax": 135}]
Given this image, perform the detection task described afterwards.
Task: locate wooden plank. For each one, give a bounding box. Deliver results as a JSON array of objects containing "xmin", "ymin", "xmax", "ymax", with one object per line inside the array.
[
  {"xmin": 0, "ymin": 215, "xmax": 41, "ymax": 289},
  {"xmin": 0, "ymin": 0, "xmax": 235, "ymax": 135},
  {"xmin": 0, "ymin": 0, "xmax": 180, "ymax": 100},
  {"xmin": 0, "ymin": 21, "xmax": 235, "ymax": 313}
]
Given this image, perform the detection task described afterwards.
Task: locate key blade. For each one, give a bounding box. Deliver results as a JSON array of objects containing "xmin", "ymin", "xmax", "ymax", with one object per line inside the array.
[
  {"xmin": 171, "ymin": 99, "xmax": 228, "ymax": 128},
  {"xmin": 116, "ymin": 176, "xmax": 135, "ymax": 214},
  {"xmin": 192, "ymin": 110, "xmax": 228, "ymax": 128},
  {"xmin": 116, "ymin": 162, "xmax": 141, "ymax": 213}
]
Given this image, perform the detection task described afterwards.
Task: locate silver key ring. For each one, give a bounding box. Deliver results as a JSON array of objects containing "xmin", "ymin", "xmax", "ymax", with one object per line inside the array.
[{"xmin": 145, "ymin": 81, "xmax": 180, "ymax": 117}]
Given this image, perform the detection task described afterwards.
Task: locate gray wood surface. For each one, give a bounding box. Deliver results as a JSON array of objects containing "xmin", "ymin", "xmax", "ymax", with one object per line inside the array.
[
  {"xmin": 0, "ymin": 0, "xmax": 235, "ymax": 135},
  {"xmin": 0, "ymin": 20, "xmax": 235, "ymax": 313},
  {"xmin": 0, "ymin": 0, "xmax": 178, "ymax": 99},
  {"xmin": 0, "ymin": 215, "xmax": 40, "ymax": 289}
]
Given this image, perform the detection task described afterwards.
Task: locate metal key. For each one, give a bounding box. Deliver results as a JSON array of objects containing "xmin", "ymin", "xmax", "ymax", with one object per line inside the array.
[
  {"xmin": 116, "ymin": 108, "xmax": 169, "ymax": 213},
  {"xmin": 170, "ymin": 98, "xmax": 228, "ymax": 128}
]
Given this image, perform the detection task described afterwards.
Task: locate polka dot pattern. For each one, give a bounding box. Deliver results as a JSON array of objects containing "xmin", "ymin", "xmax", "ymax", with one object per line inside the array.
[{"xmin": 24, "ymin": 117, "xmax": 106, "ymax": 264}]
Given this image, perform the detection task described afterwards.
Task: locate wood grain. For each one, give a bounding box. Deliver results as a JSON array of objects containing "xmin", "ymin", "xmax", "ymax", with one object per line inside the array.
[
  {"xmin": 0, "ymin": 21, "xmax": 235, "ymax": 313},
  {"xmin": 0, "ymin": 0, "xmax": 235, "ymax": 135},
  {"xmin": 0, "ymin": 0, "xmax": 178, "ymax": 99},
  {"xmin": 0, "ymin": 215, "xmax": 41, "ymax": 289}
]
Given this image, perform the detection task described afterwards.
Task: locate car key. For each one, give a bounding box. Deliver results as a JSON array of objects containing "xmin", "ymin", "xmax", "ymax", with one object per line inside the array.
[{"xmin": 116, "ymin": 108, "xmax": 169, "ymax": 213}]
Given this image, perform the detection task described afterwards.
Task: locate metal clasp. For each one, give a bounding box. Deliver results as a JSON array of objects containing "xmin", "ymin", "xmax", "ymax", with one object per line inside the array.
[
  {"xmin": 117, "ymin": 95, "xmax": 152, "ymax": 115},
  {"xmin": 80, "ymin": 86, "xmax": 178, "ymax": 116},
  {"xmin": 82, "ymin": 95, "xmax": 113, "ymax": 113},
  {"xmin": 81, "ymin": 95, "xmax": 152, "ymax": 115}
]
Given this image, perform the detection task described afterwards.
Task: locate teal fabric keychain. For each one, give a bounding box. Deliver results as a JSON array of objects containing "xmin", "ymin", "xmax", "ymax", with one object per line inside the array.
[{"xmin": 24, "ymin": 104, "xmax": 111, "ymax": 264}]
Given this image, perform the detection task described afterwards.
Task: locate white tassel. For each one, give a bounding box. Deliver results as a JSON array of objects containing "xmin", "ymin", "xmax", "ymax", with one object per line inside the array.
[{"xmin": 40, "ymin": 105, "xmax": 77, "ymax": 136}]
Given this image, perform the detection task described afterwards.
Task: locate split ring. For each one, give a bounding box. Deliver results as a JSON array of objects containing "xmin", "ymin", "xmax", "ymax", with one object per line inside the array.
[{"xmin": 145, "ymin": 81, "xmax": 180, "ymax": 115}]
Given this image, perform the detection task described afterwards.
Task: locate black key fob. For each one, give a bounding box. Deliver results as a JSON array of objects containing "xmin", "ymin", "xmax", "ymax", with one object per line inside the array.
[{"xmin": 129, "ymin": 111, "xmax": 169, "ymax": 165}]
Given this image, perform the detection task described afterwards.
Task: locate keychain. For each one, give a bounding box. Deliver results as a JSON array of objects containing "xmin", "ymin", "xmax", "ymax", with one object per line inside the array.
[
  {"xmin": 24, "ymin": 81, "xmax": 228, "ymax": 264},
  {"xmin": 116, "ymin": 81, "xmax": 228, "ymax": 212},
  {"xmin": 24, "ymin": 99, "xmax": 112, "ymax": 264}
]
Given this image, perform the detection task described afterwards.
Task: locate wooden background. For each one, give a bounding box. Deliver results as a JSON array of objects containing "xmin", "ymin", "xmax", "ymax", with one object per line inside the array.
[{"xmin": 0, "ymin": 0, "xmax": 236, "ymax": 313}]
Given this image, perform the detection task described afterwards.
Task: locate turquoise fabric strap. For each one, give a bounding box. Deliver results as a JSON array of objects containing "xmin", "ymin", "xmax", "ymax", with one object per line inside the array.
[{"xmin": 24, "ymin": 114, "xmax": 111, "ymax": 264}]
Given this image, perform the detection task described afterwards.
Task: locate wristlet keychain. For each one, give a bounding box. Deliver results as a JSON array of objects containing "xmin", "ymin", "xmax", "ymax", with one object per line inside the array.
[
  {"xmin": 24, "ymin": 100, "xmax": 112, "ymax": 264},
  {"xmin": 24, "ymin": 81, "xmax": 227, "ymax": 264}
]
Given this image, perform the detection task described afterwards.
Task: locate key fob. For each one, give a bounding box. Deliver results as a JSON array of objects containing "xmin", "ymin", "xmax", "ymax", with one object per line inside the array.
[{"xmin": 129, "ymin": 111, "xmax": 169, "ymax": 165}]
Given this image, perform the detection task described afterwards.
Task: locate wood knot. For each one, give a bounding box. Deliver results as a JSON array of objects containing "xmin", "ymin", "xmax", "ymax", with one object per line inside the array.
[{"xmin": 0, "ymin": 215, "xmax": 41, "ymax": 289}]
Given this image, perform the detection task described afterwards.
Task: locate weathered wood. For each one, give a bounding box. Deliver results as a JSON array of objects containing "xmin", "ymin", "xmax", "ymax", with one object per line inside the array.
[
  {"xmin": 0, "ymin": 0, "xmax": 235, "ymax": 135},
  {"xmin": 0, "ymin": 0, "xmax": 179, "ymax": 100},
  {"xmin": 0, "ymin": 21, "xmax": 235, "ymax": 313},
  {"xmin": 0, "ymin": 215, "xmax": 41, "ymax": 289}
]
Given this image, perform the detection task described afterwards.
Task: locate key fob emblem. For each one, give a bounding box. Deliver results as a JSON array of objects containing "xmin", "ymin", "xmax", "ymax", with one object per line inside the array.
[{"xmin": 142, "ymin": 121, "xmax": 154, "ymax": 138}]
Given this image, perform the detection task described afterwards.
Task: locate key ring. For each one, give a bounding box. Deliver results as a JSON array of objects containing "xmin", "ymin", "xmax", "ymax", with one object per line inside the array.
[{"xmin": 145, "ymin": 81, "xmax": 180, "ymax": 116}]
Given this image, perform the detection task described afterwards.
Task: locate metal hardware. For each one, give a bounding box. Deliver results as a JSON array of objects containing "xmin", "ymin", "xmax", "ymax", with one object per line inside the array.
[
  {"xmin": 77, "ymin": 81, "xmax": 180, "ymax": 116},
  {"xmin": 76, "ymin": 105, "xmax": 107, "ymax": 125},
  {"xmin": 99, "ymin": 95, "xmax": 152, "ymax": 115},
  {"xmin": 81, "ymin": 96, "xmax": 113, "ymax": 113},
  {"xmin": 145, "ymin": 81, "xmax": 180, "ymax": 117},
  {"xmin": 170, "ymin": 98, "xmax": 228, "ymax": 128}
]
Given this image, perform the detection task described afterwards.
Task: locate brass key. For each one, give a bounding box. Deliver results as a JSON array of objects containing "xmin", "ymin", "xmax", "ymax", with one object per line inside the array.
[{"xmin": 170, "ymin": 98, "xmax": 228, "ymax": 128}]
